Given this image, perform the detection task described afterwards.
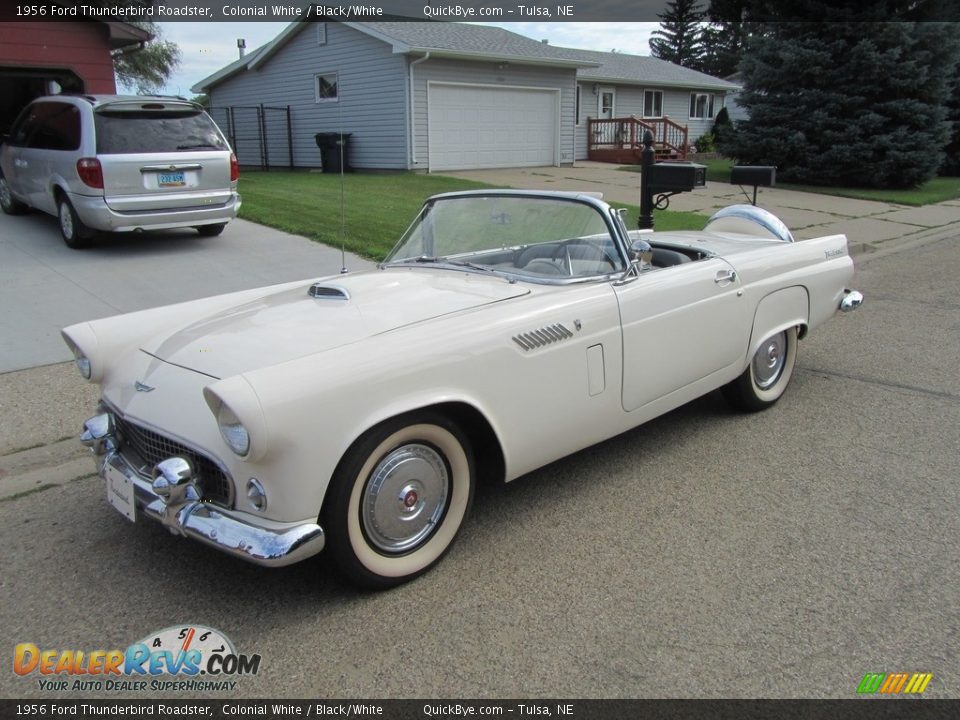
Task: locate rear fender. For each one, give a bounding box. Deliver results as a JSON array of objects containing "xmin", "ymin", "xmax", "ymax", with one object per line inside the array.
[{"xmin": 747, "ymin": 286, "xmax": 808, "ymax": 361}]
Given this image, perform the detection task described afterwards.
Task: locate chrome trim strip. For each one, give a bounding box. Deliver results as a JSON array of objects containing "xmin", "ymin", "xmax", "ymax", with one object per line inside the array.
[
  {"xmin": 513, "ymin": 323, "xmax": 574, "ymax": 351},
  {"xmin": 140, "ymin": 164, "xmax": 203, "ymax": 173}
]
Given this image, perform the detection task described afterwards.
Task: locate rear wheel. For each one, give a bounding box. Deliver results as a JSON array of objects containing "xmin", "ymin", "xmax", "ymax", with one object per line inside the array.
[
  {"xmin": 322, "ymin": 412, "xmax": 475, "ymax": 590},
  {"xmin": 0, "ymin": 176, "xmax": 27, "ymax": 215},
  {"xmin": 195, "ymin": 223, "xmax": 226, "ymax": 237},
  {"xmin": 723, "ymin": 327, "xmax": 798, "ymax": 412},
  {"xmin": 57, "ymin": 196, "xmax": 95, "ymax": 249}
]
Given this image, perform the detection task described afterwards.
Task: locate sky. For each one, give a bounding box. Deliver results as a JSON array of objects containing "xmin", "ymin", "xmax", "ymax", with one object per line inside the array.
[{"xmin": 156, "ymin": 22, "xmax": 660, "ymax": 97}]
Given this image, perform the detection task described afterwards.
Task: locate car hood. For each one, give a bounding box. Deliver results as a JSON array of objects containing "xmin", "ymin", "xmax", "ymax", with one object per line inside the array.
[{"xmin": 142, "ymin": 269, "xmax": 529, "ymax": 378}]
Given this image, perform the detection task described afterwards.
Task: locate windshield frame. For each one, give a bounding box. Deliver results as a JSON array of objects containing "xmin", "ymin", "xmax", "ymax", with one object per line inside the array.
[{"xmin": 381, "ymin": 191, "xmax": 631, "ymax": 285}]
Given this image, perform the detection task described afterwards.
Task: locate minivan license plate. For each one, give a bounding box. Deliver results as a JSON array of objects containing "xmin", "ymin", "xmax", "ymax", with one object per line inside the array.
[{"xmin": 158, "ymin": 171, "xmax": 186, "ymax": 188}]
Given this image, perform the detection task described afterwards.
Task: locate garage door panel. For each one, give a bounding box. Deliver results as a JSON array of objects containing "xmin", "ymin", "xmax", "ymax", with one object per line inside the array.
[{"xmin": 429, "ymin": 84, "xmax": 557, "ymax": 171}]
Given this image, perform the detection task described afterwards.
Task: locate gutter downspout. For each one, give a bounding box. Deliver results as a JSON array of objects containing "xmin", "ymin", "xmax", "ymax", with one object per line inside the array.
[{"xmin": 408, "ymin": 52, "xmax": 430, "ymax": 168}]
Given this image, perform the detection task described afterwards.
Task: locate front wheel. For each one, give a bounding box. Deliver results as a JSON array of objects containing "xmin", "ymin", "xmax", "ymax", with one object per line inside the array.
[
  {"xmin": 722, "ymin": 327, "xmax": 798, "ymax": 412},
  {"xmin": 0, "ymin": 176, "xmax": 27, "ymax": 215},
  {"xmin": 322, "ymin": 412, "xmax": 475, "ymax": 590}
]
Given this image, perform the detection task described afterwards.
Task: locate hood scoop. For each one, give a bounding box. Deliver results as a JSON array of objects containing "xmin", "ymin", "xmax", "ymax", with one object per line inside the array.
[{"xmin": 308, "ymin": 283, "xmax": 350, "ymax": 300}]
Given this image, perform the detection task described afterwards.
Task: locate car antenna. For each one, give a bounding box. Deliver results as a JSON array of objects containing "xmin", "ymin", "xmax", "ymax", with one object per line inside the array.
[{"xmin": 338, "ymin": 97, "xmax": 348, "ymax": 274}]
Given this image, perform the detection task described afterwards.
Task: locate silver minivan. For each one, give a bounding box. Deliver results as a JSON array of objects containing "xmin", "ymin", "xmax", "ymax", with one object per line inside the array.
[{"xmin": 0, "ymin": 95, "xmax": 241, "ymax": 248}]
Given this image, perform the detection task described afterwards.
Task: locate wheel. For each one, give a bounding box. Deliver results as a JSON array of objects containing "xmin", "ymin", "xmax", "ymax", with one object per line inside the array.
[
  {"xmin": 0, "ymin": 175, "xmax": 27, "ymax": 215},
  {"xmin": 57, "ymin": 196, "xmax": 95, "ymax": 249},
  {"xmin": 195, "ymin": 223, "xmax": 226, "ymax": 237},
  {"xmin": 322, "ymin": 411, "xmax": 475, "ymax": 590},
  {"xmin": 723, "ymin": 327, "xmax": 798, "ymax": 412}
]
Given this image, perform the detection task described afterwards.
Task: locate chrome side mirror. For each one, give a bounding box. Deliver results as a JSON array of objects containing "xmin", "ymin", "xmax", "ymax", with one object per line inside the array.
[{"xmin": 630, "ymin": 238, "xmax": 654, "ymax": 267}]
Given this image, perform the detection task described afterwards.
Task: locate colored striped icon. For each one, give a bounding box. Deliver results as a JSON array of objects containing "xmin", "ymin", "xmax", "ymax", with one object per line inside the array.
[{"xmin": 857, "ymin": 672, "xmax": 933, "ymax": 695}]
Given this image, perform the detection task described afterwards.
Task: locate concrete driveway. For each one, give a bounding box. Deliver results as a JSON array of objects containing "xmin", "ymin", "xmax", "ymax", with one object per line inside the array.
[{"xmin": 0, "ymin": 210, "xmax": 371, "ymax": 373}]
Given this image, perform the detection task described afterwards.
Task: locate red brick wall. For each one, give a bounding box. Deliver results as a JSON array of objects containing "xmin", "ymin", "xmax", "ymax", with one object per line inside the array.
[{"xmin": 0, "ymin": 22, "xmax": 117, "ymax": 93}]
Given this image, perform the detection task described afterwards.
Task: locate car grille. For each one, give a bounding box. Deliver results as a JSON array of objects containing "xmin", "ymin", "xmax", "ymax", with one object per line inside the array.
[{"xmin": 113, "ymin": 414, "xmax": 233, "ymax": 506}]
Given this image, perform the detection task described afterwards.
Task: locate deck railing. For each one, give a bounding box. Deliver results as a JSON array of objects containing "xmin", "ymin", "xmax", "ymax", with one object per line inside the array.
[{"xmin": 587, "ymin": 116, "xmax": 689, "ymax": 163}]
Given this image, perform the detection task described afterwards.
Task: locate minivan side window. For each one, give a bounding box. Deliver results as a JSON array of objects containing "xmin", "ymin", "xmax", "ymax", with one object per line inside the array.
[
  {"xmin": 26, "ymin": 102, "xmax": 81, "ymax": 151},
  {"xmin": 95, "ymin": 110, "xmax": 229, "ymax": 154},
  {"xmin": 8, "ymin": 107, "xmax": 39, "ymax": 147}
]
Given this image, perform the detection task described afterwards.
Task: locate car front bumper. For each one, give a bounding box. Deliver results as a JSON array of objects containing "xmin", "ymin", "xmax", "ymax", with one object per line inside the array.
[
  {"xmin": 68, "ymin": 191, "xmax": 241, "ymax": 233},
  {"xmin": 81, "ymin": 412, "xmax": 325, "ymax": 567}
]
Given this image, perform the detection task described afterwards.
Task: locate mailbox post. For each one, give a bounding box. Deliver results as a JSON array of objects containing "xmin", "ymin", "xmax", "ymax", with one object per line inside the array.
[
  {"xmin": 638, "ymin": 131, "xmax": 707, "ymax": 230},
  {"xmin": 638, "ymin": 130, "xmax": 656, "ymax": 230}
]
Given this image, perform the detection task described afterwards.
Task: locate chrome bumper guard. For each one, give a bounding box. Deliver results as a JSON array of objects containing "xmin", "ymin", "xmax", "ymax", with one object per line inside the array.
[
  {"xmin": 839, "ymin": 289, "xmax": 864, "ymax": 313},
  {"xmin": 81, "ymin": 414, "xmax": 325, "ymax": 567}
]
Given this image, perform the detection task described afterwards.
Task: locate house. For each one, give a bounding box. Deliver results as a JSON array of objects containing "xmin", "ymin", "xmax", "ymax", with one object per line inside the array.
[
  {"xmin": 0, "ymin": 19, "xmax": 151, "ymax": 134},
  {"xmin": 193, "ymin": 21, "xmax": 738, "ymax": 172}
]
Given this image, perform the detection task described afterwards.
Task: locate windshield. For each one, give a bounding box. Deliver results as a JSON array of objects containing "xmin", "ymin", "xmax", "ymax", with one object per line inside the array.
[
  {"xmin": 384, "ymin": 195, "xmax": 626, "ymax": 280},
  {"xmin": 95, "ymin": 109, "xmax": 229, "ymax": 154}
]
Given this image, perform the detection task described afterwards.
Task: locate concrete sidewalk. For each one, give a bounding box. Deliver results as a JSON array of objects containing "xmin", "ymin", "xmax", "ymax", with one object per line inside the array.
[{"xmin": 445, "ymin": 161, "xmax": 960, "ymax": 254}]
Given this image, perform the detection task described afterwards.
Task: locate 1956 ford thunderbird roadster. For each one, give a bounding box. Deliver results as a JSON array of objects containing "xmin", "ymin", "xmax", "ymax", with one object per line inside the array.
[{"xmin": 63, "ymin": 190, "xmax": 863, "ymax": 588}]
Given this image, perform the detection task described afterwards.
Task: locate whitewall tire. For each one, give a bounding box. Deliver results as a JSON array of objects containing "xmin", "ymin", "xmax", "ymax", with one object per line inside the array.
[
  {"xmin": 723, "ymin": 327, "xmax": 798, "ymax": 412},
  {"xmin": 322, "ymin": 412, "xmax": 475, "ymax": 589}
]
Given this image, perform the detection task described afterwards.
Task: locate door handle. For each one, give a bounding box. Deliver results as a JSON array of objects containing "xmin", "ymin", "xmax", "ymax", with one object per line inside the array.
[{"xmin": 715, "ymin": 269, "xmax": 737, "ymax": 284}]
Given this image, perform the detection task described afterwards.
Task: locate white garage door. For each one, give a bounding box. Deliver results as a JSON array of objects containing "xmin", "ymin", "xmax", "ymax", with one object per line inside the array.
[{"xmin": 428, "ymin": 84, "xmax": 558, "ymax": 171}]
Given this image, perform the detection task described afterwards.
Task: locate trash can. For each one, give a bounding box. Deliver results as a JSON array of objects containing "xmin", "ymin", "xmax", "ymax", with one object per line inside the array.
[{"xmin": 314, "ymin": 132, "xmax": 352, "ymax": 173}]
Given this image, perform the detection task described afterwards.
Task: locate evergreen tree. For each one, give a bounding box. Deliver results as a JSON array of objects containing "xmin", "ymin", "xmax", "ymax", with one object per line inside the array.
[
  {"xmin": 113, "ymin": 22, "xmax": 181, "ymax": 95},
  {"xmin": 649, "ymin": 0, "xmax": 707, "ymax": 69},
  {"xmin": 727, "ymin": 18, "xmax": 959, "ymax": 188}
]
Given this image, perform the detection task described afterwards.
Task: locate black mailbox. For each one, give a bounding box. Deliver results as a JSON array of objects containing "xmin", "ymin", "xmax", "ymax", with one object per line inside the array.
[
  {"xmin": 730, "ymin": 165, "xmax": 776, "ymax": 187},
  {"xmin": 648, "ymin": 162, "xmax": 707, "ymax": 193}
]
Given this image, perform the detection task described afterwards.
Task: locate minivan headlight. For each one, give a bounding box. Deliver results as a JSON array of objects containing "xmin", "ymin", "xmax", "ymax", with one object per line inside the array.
[{"xmin": 217, "ymin": 404, "xmax": 250, "ymax": 456}]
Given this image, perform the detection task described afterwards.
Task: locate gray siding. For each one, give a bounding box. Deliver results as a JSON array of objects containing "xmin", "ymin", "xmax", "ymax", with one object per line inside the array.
[
  {"xmin": 411, "ymin": 58, "xmax": 578, "ymax": 170},
  {"xmin": 575, "ymin": 82, "xmax": 725, "ymax": 160},
  {"xmin": 209, "ymin": 23, "xmax": 409, "ymax": 170}
]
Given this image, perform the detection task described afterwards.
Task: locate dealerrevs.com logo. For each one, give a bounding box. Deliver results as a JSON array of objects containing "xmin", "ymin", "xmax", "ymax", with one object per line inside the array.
[{"xmin": 14, "ymin": 625, "xmax": 260, "ymax": 693}]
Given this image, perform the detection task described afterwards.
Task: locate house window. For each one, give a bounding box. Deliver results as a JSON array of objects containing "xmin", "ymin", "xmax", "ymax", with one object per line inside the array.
[
  {"xmin": 315, "ymin": 72, "xmax": 338, "ymax": 103},
  {"xmin": 576, "ymin": 86, "xmax": 581, "ymax": 125},
  {"xmin": 689, "ymin": 92, "xmax": 715, "ymax": 119},
  {"xmin": 643, "ymin": 90, "xmax": 663, "ymax": 118},
  {"xmin": 317, "ymin": 23, "xmax": 327, "ymax": 45}
]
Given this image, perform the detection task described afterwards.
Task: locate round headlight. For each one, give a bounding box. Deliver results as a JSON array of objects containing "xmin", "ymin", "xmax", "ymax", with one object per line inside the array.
[
  {"xmin": 217, "ymin": 404, "xmax": 250, "ymax": 456},
  {"xmin": 75, "ymin": 355, "xmax": 92, "ymax": 379}
]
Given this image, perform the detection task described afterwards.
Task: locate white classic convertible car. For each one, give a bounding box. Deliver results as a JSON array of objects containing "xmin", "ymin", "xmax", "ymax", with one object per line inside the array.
[{"xmin": 64, "ymin": 190, "xmax": 862, "ymax": 588}]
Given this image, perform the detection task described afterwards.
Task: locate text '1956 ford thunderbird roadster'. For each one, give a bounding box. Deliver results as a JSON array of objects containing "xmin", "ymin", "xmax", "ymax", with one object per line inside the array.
[{"xmin": 63, "ymin": 190, "xmax": 863, "ymax": 588}]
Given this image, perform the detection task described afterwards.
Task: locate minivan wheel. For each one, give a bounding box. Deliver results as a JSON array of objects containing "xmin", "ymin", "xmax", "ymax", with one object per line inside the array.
[
  {"xmin": 57, "ymin": 197, "xmax": 95, "ymax": 249},
  {"xmin": 0, "ymin": 176, "xmax": 27, "ymax": 215},
  {"xmin": 195, "ymin": 223, "xmax": 226, "ymax": 237}
]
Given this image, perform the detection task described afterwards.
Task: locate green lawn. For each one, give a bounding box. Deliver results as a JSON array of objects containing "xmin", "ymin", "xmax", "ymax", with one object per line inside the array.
[
  {"xmin": 620, "ymin": 158, "xmax": 960, "ymax": 207},
  {"xmin": 237, "ymin": 170, "xmax": 706, "ymax": 260}
]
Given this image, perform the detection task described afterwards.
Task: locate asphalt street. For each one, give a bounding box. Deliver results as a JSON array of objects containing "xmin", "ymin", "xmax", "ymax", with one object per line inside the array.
[{"xmin": 0, "ymin": 221, "xmax": 957, "ymax": 698}]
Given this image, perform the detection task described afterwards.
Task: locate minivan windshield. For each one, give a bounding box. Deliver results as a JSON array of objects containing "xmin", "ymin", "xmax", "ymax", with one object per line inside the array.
[
  {"xmin": 95, "ymin": 110, "xmax": 229, "ymax": 154},
  {"xmin": 384, "ymin": 195, "xmax": 626, "ymax": 280}
]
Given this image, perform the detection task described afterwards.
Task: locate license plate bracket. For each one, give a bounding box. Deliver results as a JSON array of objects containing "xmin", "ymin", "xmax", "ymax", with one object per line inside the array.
[{"xmin": 106, "ymin": 463, "xmax": 136, "ymax": 522}]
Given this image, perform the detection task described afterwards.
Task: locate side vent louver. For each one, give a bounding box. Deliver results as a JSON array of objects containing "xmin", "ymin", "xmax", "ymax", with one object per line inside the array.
[
  {"xmin": 512, "ymin": 323, "xmax": 574, "ymax": 351},
  {"xmin": 308, "ymin": 284, "xmax": 350, "ymax": 300}
]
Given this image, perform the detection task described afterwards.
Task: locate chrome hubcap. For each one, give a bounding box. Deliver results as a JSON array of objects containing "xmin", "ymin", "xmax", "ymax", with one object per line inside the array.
[
  {"xmin": 362, "ymin": 443, "xmax": 449, "ymax": 554},
  {"xmin": 752, "ymin": 331, "xmax": 787, "ymax": 389},
  {"xmin": 59, "ymin": 203, "xmax": 74, "ymax": 238}
]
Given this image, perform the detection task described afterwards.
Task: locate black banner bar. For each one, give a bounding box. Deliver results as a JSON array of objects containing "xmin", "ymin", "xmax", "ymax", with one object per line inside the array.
[
  {"xmin": 1, "ymin": 699, "xmax": 958, "ymax": 720},
  {"xmin": 2, "ymin": 0, "xmax": 959, "ymax": 23}
]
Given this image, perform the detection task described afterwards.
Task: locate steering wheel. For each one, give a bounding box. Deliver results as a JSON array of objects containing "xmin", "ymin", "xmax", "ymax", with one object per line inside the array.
[{"xmin": 552, "ymin": 238, "xmax": 620, "ymax": 276}]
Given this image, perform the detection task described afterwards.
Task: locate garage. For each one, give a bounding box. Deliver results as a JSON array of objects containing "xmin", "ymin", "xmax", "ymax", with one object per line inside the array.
[{"xmin": 428, "ymin": 83, "xmax": 559, "ymax": 171}]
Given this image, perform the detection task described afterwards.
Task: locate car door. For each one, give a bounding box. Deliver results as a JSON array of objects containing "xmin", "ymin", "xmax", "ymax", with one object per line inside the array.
[
  {"xmin": 1, "ymin": 105, "xmax": 38, "ymax": 201},
  {"xmin": 20, "ymin": 101, "xmax": 82, "ymax": 213},
  {"xmin": 615, "ymin": 257, "xmax": 752, "ymax": 412}
]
